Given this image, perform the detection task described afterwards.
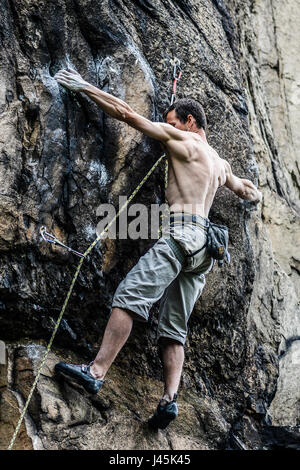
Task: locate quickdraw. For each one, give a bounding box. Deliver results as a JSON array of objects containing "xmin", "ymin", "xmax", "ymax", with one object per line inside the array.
[
  {"xmin": 40, "ymin": 226, "xmax": 84, "ymax": 257},
  {"xmin": 170, "ymin": 58, "xmax": 182, "ymax": 105}
]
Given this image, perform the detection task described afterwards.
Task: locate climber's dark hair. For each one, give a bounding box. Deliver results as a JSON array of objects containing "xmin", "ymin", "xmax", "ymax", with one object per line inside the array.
[{"xmin": 163, "ymin": 98, "xmax": 207, "ymax": 130}]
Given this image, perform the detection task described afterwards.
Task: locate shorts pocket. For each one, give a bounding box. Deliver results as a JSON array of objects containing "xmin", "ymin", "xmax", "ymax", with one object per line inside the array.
[{"xmin": 170, "ymin": 224, "xmax": 207, "ymax": 257}]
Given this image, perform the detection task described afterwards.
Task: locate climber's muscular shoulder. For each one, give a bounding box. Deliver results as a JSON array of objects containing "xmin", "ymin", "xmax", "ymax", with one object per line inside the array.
[{"xmin": 124, "ymin": 110, "xmax": 190, "ymax": 157}]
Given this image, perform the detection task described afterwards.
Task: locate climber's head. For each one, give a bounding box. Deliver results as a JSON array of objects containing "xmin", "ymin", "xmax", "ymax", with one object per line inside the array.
[{"xmin": 163, "ymin": 98, "xmax": 207, "ymax": 133}]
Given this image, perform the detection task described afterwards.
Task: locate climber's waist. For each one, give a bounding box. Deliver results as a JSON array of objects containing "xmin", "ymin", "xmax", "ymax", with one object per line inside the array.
[{"xmin": 169, "ymin": 212, "xmax": 209, "ymax": 231}]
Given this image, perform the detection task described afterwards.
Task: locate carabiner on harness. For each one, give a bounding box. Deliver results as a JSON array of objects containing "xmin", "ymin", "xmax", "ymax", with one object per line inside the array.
[{"xmin": 40, "ymin": 226, "xmax": 84, "ymax": 258}]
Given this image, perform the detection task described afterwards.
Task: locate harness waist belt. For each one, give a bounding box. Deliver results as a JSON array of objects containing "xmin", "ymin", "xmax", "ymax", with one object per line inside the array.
[{"xmin": 169, "ymin": 213, "xmax": 209, "ymax": 231}]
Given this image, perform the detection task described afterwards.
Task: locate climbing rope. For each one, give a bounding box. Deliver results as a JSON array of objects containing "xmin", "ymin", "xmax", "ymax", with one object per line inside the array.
[{"xmin": 8, "ymin": 58, "xmax": 182, "ymax": 450}]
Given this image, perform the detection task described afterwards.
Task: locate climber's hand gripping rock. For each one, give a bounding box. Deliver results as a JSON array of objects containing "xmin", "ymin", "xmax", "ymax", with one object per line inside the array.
[{"xmin": 54, "ymin": 67, "xmax": 89, "ymax": 92}]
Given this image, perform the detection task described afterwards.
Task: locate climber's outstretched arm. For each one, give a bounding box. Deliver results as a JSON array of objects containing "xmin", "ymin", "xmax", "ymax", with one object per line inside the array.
[
  {"xmin": 224, "ymin": 160, "xmax": 262, "ymax": 203},
  {"xmin": 54, "ymin": 68, "xmax": 182, "ymax": 144}
]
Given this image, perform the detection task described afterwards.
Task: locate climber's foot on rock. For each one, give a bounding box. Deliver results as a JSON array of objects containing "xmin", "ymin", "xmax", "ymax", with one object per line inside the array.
[
  {"xmin": 55, "ymin": 361, "xmax": 104, "ymax": 395},
  {"xmin": 148, "ymin": 394, "xmax": 178, "ymax": 430}
]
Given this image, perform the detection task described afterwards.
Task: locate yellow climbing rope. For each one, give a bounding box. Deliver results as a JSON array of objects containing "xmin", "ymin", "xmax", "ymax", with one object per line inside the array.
[{"xmin": 7, "ymin": 153, "xmax": 167, "ymax": 450}]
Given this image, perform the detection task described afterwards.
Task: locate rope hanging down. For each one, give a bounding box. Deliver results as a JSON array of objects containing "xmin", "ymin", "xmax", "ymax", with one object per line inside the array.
[{"xmin": 8, "ymin": 58, "xmax": 182, "ymax": 450}]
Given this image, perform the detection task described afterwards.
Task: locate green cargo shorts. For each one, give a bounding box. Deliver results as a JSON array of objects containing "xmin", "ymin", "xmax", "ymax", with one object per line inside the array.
[{"xmin": 111, "ymin": 213, "xmax": 215, "ymax": 345}]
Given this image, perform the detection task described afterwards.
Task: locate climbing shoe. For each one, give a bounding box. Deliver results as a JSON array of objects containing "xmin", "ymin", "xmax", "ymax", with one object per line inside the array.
[
  {"xmin": 148, "ymin": 394, "xmax": 178, "ymax": 430},
  {"xmin": 55, "ymin": 361, "xmax": 104, "ymax": 394}
]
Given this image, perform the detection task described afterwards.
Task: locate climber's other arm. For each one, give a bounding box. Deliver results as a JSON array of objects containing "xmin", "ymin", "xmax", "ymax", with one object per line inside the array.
[{"xmin": 224, "ymin": 160, "xmax": 262, "ymax": 202}]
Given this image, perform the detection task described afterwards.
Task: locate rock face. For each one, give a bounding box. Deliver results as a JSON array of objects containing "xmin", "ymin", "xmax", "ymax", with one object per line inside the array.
[{"xmin": 0, "ymin": 0, "xmax": 299, "ymax": 450}]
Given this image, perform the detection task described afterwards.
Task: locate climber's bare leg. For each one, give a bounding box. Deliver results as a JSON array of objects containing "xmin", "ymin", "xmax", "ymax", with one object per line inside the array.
[
  {"xmin": 90, "ymin": 307, "xmax": 134, "ymax": 379},
  {"xmin": 159, "ymin": 337, "xmax": 184, "ymax": 403}
]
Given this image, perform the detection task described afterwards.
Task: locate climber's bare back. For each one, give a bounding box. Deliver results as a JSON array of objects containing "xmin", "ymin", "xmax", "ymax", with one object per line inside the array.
[
  {"xmin": 163, "ymin": 134, "xmax": 225, "ymax": 218},
  {"xmin": 123, "ymin": 108, "xmax": 226, "ymax": 218}
]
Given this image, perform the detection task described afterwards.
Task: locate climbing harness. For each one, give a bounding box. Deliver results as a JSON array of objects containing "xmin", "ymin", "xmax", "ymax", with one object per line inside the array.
[{"xmin": 167, "ymin": 213, "xmax": 231, "ymax": 267}]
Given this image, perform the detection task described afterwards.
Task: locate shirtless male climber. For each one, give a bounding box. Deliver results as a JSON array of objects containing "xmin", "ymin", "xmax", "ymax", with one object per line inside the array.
[{"xmin": 54, "ymin": 67, "xmax": 262, "ymax": 430}]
